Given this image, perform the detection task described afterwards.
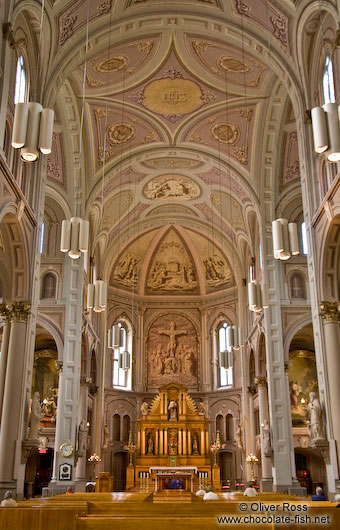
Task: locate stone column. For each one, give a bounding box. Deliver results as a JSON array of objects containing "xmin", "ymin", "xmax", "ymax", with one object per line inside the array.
[
  {"xmin": 0, "ymin": 302, "xmax": 30, "ymax": 495},
  {"xmin": 255, "ymin": 376, "xmax": 272, "ymax": 491},
  {"xmin": 75, "ymin": 376, "xmax": 91, "ymax": 490},
  {"xmin": 248, "ymin": 387, "xmax": 256, "ymax": 455},
  {"xmin": 200, "ymin": 309, "xmax": 210, "ymax": 391},
  {"xmin": 51, "ymin": 254, "xmax": 83, "ymax": 487},
  {"xmin": 320, "ymin": 302, "xmax": 340, "ymax": 471},
  {"xmin": 0, "ymin": 306, "xmax": 10, "ymax": 421}
]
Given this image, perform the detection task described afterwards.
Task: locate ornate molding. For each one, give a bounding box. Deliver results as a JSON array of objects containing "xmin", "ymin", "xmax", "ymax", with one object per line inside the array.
[
  {"xmin": 4, "ymin": 301, "xmax": 31, "ymax": 323},
  {"xmin": 255, "ymin": 376, "xmax": 267, "ymax": 388},
  {"xmin": 320, "ymin": 302, "xmax": 340, "ymax": 323},
  {"xmin": 248, "ymin": 385, "xmax": 257, "ymax": 396},
  {"xmin": 55, "ymin": 360, "xmax": 63, "ymax": 373},
  {"xmin": 80, "ymin": 376, "xmax": 92, "ymax": 388}
]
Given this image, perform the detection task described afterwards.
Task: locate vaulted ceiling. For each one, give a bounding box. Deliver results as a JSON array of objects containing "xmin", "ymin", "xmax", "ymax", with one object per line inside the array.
[{"xmin": 27, "ymin": 0, "xmax": 317, "ymax": 294}]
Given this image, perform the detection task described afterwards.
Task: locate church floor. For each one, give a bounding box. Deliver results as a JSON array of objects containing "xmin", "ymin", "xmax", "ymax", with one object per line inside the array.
[{"xmin": 0, "ymin": 492, "xmax": 338, "ymax": 529}]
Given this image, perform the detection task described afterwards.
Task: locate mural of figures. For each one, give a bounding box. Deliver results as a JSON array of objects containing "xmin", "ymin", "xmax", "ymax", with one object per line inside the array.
[
  {"xmin": 289, "ymin": 350, "xmax": 318, "ymax": 427},
  {"xmin": 147, "ymin": 313, "xmax": 198, "ymax": 386}
]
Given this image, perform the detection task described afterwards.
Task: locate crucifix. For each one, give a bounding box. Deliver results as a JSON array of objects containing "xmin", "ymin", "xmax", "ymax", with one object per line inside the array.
[{"xmin": 159, "ymin": 321, "xmax": 187, "ymax": 356}]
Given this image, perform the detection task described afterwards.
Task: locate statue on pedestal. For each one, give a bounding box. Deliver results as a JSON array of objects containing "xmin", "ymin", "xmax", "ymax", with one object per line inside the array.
[
  {"xmin": 103, "ymin": 424, "xmax": 110, "ymax": 449},
  {"xmin": 235, "ymin": 422, "xmax": 243, "ymax": 450},
  {"xmin": 192, "ymin": 433, "xmax": 199, "ymax": 454},
  {"xmin": 78, "ymin": 419, "xmax": 88, "ymax": 452},
  {"xmin": 168, "ymin": 400, "xmax": 178, "ymax": 420},
  {"xmin": 261, "ymin": 419, "xmax": 272, "ymax": 455},
  {"xmin": 147, "ymin": 435, "xmax": 154, "ymax": 455},
  {"xmin": 29, "ymin": 392, "xmax": 41, "ymax": 440},
  {"xmin": 140, "ymin": 401, "xmax": 149, "ymax": 415},
  {"xmin": 306, "ymin": 392, "xmax": 324, "ymax": 441}
]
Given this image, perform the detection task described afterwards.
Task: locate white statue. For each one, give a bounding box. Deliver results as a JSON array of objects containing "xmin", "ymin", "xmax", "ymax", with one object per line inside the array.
[
  {"xmin": 306, "ymin": 392, "xmax": 323, "ymax": 440},
  {"xmin": 168, "ymin": 400, "xmax": 177, "ymax": 420},
  {"xmin": 103, "ymin": 424, "xmax": 110, "ymax": 449},
  {"xmin": 235, "ymin": 422, "xmax": 243, "ymax": 450},
  {"xmin": 261, "ymin": 419, "xmax": 271, "ymax": 455},
  {"xmin": 78, "ymin": 419, "xmax": 88, "ymax": 452},
  {"xmin": 140, "ymin": 401, "xmax": 149, "ymax": 415},
  {"xmin": 29, "ymin": 392, "xmax": 41, "ymax": 440},
  {"xmin": 198, "ymin": 400, "xmax": 206, "ymax": 416}
]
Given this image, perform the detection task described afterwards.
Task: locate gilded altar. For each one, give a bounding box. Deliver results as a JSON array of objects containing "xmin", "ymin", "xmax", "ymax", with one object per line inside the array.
[{"xmin": 132, "ymin": 383, "xmax": 211, "ymax": 489}]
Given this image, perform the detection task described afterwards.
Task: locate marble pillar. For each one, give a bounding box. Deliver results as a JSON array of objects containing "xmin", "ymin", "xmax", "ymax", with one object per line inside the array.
[
  {"xmin": 255, "ymin": 376, "xmax": 273, "ymax": 491},
  {"xmin": 320, "ymin": 302, "xmax": 340, "ymax": 472},
  {"xmin": 0, "ymin": 302, "xmax": 30, "ymax": 495},
  {"xmin": 0, "ymin": 306, "xmax": 10, "ymax": 421},
  {"xmin": 75, "ymin": 377, "xmax": 90, "ymax": 490}
]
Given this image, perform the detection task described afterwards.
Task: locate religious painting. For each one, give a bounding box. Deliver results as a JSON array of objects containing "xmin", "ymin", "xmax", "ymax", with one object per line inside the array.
[
  {"xmin": 288, "ymin": 350, "xmax": 318, "ymax": 427},
  {"xmin": 147, "ymin": 313, "xmax": 198, "ymax": 387},
  {"xmin": 32, "ymin": 349, "xmax": 59, "ymax": 428}
]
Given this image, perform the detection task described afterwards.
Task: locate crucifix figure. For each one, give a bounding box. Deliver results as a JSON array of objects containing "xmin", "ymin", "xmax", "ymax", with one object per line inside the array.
[{"xmin": 159, "ymin": 321, "xmax": 187, "ymax": 357}]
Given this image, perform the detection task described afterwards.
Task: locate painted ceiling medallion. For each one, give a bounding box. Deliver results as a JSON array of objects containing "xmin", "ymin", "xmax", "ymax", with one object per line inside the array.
[
  {"xmin": 210, "ymin": 122, "xmax": 240, "ymax": 144},
  {"xmin": 143, "ymin": 175, "xmax": 200, "ymax": 200},
  {"xmin": 218, "ymin": 56, "xmax": 250, "ymax": 74},
  {"xmin": 95, "ymin": 55, "xmax": 128, "ymax": 73},
  {"xmin": 107, "ymin": 123, "xmax": 136, "ymax": 145}
]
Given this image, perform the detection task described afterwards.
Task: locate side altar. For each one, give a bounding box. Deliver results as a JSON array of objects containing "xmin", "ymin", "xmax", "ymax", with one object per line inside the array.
[{"xmin": 130, "ymin": 383, "xmax": 211, "ymax": 490}]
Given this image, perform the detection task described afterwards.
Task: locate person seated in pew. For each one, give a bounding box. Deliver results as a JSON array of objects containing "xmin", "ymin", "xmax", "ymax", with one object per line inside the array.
[
  {"xmin": 66, "ymin": 486, "xmax": 74, "ymax": 494},
  {"xmin": 203, "ymin": 485, "xmax": 219, "ymax": 500},
  {"xmin": 195, "ymin": 487, "xmax": 206, "ymax": 496},
  {"xmin": 243, "ymin": 483, "xmax": 257, "ymax": 497},
  {"xmin": 334, "ymin": 494, "xmax": 340, "ymax": 507},
  {"xmin": 312, "ymin": 486, "xmax": 327, "ymax": 501},
  {"xmin": 1, "ymin": 491, "xmax": 17, "ymax": 507}
]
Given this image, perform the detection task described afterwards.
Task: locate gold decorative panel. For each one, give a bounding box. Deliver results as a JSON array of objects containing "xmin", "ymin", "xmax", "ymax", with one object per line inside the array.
[
  {"xmin": 147, "ymin": 314, "xmax": 198, "ymax": 387},
  {"xmin": 143, "ymin": 175, "xmax": 200, "ymax": 200},
  {"xmin": 147, "ymin": 229, "xmax": 197, "ymax": 293}
]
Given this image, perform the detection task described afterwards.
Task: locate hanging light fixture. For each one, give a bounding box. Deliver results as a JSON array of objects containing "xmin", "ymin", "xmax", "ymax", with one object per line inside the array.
[
  {"xmin": 248, "ymin": 279, "xmax": 268, "ymax": 312},
  {"xmin": 108, "ymin": 324, "xmax": 122, "ymax": 349},
  {"xmin": 11, "ymin": 2, "xmax": 54, "ymax": 161},
  {"xmin": 60, "ymin": 217, "xmax": 89, "ymax": 259},
  {"xmin": 272, "ymin": 218, "xmax": 299, "ymax": 260},
  {"xmin": 87, "ymin": 279, "xmax": 107, "ymax": 313},
  {"xmin": 311, "ymin": 102, "xmax": 340, "ymax": 162}
]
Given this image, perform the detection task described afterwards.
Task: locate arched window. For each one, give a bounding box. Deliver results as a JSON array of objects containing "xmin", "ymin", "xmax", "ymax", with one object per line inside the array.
[
  {"xmin": 216, "ymin": 414, "xmax": 224, "ymax": 438},
  {"xmin": 14, "ymin": 55, "xmax": 26, "ymax": 104},
  {"xmin": 323, "ymin": 55, "xmax": 335, "ymax": 105},
  {"xmin": 226, "ymin": 414, "xmax": 234, "ymax": 442},
  {"xmin": 41, "ymin": 272, "xmax": 57, "ymax": 299},
  {"xmin": 113, "ymin": 414, "xmax": 121, "ymax": 442},
  {"xmin": 218, "ymin": 322, "xmax": 233, "ymax": 387},
  {"xmin": 122, "ymin": 415, "xmax": 130, "ymax": 441},
  {"xmin": 112, "ymin": 320, "xmax": 132, "ymax": 390},
  {"xmin": 290, "ymin": 272, "xmax": 306, "ymax": 300}
]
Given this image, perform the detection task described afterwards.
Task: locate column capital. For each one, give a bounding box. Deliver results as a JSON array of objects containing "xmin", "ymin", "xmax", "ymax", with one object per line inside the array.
[
  {"xmin": 5, "ymin": 301, "xmax": 31, "ymax": 322},
  {"xmin": 255, "ymin": 376, "xmax": 267, "ymax": 388},
  {"xmin": 80, "ymin": 376, "xmax": 92, "ymax": 388},
  {"xmin": 320, "ymin": 301, "xmax": 340, "ymax": 323},
  {"xmin": 0, "ymin": 304, "xmax": 10, "ymax": 322},
  {"xmin": 248, "ymin": 385, "xmax": 257, "ymax": 396}
]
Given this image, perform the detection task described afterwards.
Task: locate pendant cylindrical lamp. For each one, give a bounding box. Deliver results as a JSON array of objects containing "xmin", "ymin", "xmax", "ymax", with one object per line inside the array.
[
  {"xmin": 226, "ymin": 326, "xmax": 234, "ymax": 350},
  {"xmin": 12, "ymin": 102, "xmax": 28, "ymax": 148},
  {"xmin": 39, "ymin": 108, "xmax": 55, "ymax": 154},
  {"xmin": 324, "ymin": 103, "xmax": 340, "ymax": 162},
  {"xmin": 108, "ymin": 325, "xmax": 121, "ymax": 349},
  {"xmin": 279, "ymin": 218, "xmax": 290, "ymax": 260},
  {"xmin": 21, "ymin": 102, "xmax": 42, "ymax": 161},
  {"xmin": 311, "ymin": 106, "xmax": 328, "ymax": 154},
  {"xmin": 288, "ymin": 222, "xmax": 299, "ymax": 256},
  {"xmin": 60, "ymin": 217, "xmax": 89, "ymax": 259}
]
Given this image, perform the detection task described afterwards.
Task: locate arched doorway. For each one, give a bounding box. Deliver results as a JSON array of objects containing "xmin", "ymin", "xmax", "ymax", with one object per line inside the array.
[{"xmin": 219, "ymin": 451, "xmax": 235, "ymax": 487}]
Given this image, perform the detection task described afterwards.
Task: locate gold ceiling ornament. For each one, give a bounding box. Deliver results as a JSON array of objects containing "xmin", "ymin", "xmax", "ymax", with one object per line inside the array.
[
  {"xmin": 218, "ymin": 56, "xmax": 250, "ymax": 74},
  {"xmin": 210, "ymin": 122, "xmax": 240, "ymax": 145},
  {"xmin": 143, "ymin": 175, "xmax": 200, "ymax": 200},
  {"xmin": 142, "ymin": 158, "xmax": 201, "ymax": 169},
  {"xmin": 95, "ymin": 55, "xmax": 128, "ymax": 73},
  {"xmin": 107, "ymin": 123, "xmax": 136, "ymax": 145},
  {"xmin": 191, "ymin": 39, "xmax": 267, "ymax": 87},
  {"xmin": 320, "ymin": 302, "xmax": 340, "ymax": 323}
]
